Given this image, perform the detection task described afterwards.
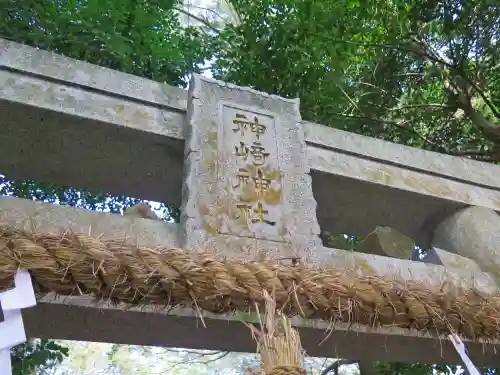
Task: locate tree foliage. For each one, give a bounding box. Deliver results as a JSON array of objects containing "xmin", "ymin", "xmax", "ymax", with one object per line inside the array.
[
  {"xmin": 211, "ymin": 0, "xmax": 499, "ymax": 160},
  {"xmin": 11, "ymin": 339, "xmax": 69, "ymax": 375}
]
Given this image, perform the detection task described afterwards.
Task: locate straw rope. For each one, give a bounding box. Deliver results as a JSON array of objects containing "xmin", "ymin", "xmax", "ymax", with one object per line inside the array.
[
  {"xmin": 267, "ymin": 366, "xmax": 306, "ymax": 375},
  {"xmin": 250, "ymin": 290, "xmax": 306, "ymax": 375},
  {"xmin": 0, "ymin": 226, "xmax": 499, "ymax": 341}
]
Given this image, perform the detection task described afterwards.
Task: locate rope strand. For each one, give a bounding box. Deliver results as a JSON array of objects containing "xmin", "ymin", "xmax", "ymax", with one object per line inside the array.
[{"xmin": 0, "ymin": 226, "xmax": 498, "ymax": 341}]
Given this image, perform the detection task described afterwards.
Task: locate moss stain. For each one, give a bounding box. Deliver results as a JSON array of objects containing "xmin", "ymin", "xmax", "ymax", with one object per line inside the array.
[
  {"xmin": 356, "ymin": 259, "xmax": 376, "ymax": 274},
  {"xmin": 365, "ymin": 167, "xmax": 475, "ymax": 202},
  {"xmin": 207, "ymin": 131, "xmax": 217, "ymax": 149},
  {"xmin": 131, "ymin": 110, "xmax": 151, "ymax": 123}
]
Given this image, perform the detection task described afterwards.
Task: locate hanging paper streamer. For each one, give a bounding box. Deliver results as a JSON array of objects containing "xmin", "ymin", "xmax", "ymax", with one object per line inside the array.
[
  {"xmin": 448, "ymin": 333, "xmax": 480, "ymax": 375},
  {"xmin": 0, "ymin": 270, "xmax": 37, "ymax": 375}
]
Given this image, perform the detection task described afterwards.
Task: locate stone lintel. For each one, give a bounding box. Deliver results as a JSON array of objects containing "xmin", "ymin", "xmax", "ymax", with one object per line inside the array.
[
  {"xmin": 0, "ymin": 196, "xmax": 180, "ymax": 248},
  {"xmin": 2, "ymin": 36, "xmax": 500, "ymax": 196},
  {"xmin": 0, "ymin": 196, "xmax": 496, "ymax": 292},
  {"xmin": 0, "ymin": 197, "xmax": 499, "ymax": 365},
  {"xmin": 24, "ymin": 293, "xmax": 500, "ymax": 366},
  {"xmin": 422, "ymin": 248, "xmax": 484, "ymax": 273},
  {"xmin": 0, "ymin": 38, "xmax": 187, "ymax": 112},
  {"xmin": 309, "ymin": 146, "xmax": 500, "ymax": 247},
  {"xmin": 0, "ymin": 67, "xmax": 185, "ymax": 206},
  {"xmin": 2, "ymin": 38, "xmax": 500, "ymax": 251},
  {"xmin": 304, "ymin": 121, "xmax": 500, "ymax": 191}
]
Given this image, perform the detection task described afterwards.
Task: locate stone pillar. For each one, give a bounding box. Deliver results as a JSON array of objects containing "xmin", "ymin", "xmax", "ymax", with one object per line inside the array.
[
  {"xmin": 430, "ymin": 206, "xmax": 500, "ymax": 281},
  {"xmin": 181, "ymin": 75, "xmax": 322, "ymax": 262}
]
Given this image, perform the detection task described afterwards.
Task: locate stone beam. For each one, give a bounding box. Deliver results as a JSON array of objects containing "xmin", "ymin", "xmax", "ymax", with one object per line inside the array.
[
  {"xmin": 0, "ymin": 39, "xmax": 186, "ymax": 206},
  {"xmin": 2, "ymin": 38, "xmax": 500, "ymax": 249},
  {"xmin": 0, "ymin": 196, "xmax": 499, "ymax": 365},
  {"xmin": 432, "ymin": 206, "xmax": 500, "ymax": 284},
  {"xmin": 303, "ymin": 121, "xmax": 500, "ymax": 190}
]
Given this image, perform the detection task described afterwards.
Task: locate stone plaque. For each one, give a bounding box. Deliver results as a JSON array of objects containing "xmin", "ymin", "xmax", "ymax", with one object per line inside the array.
[
  {"xmin": 219, "ymin": 103, "xmax": 283, "ymax": 240},
  {"xmin": 182, "ymin": 74, "xmax": 321, "ymax": 260}
]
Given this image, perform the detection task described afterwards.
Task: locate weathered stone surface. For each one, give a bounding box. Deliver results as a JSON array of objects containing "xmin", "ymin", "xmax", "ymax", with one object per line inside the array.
[
  {"xmin": 1, "ymin": 196, "xmax": 500, "ymax": 365},
  {"xmin": 304, "ymin": 121, "xmax": 500, "ymax": 190},
  {"xmin": 309, "ymin": 147, "xmax": 500, "ymax": 246},
  {"xmin": 357, "ymin": 226, "xmax": 415, "ymax": 259},
  {"xmin": 2, "ymin": 38, "xmax": 500, "ymax": 250},
  {"xmin": 0, "ymin": 60, "xmax": 185, "ymax": 206},
  {"xmin": 2, "ymin": 36, "xmax": 500, "ymax": 196},
  {"xmin": 123, "ymin": 203, "xmax": 162, "ymax": 220},
  {"xmin": 432, "ymin": 206, "xmax": 500, "ymax": 283},
  {"xmin": 27, "ymin": 293, "xmax": 500, "ymax": 366},
  {"xmin": 3, "ymin": 196, "xmax": 496, "ymax": 290},
  {"xmin": 421, "ymin": 248, "xmax": 485, "ymax": 275},
  {"xmin": 0, "ymin": 38, "xmax": 187, "ymax": 112},
  {"xmin": 0, "ymin": 196, "xmax": 180, "ymax": 248},
  {"xmin": 182, "ymin": 75, "xmax": 321, "ymax": 261},
  {"xmin": 309, "ymin": 146, "xmax": 500, "ymax": 217},
  {"xmin": 3, "ymin": 38, "xmax": 500, "ymax": 364}
]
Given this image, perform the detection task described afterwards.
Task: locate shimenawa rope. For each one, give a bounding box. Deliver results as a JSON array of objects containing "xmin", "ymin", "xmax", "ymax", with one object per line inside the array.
[{"xmin": 0, "ymin": 226, "xmax": 499, "ymax": 341}]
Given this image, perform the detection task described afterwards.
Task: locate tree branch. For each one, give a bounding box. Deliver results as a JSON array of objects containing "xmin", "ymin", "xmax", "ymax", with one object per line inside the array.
[
  {"xmin": 460, "ymin": 72, "xmax": 500, "ymax": 119},
  {"xmin": 328, "ymin": 39, "xmax": 416, "ymax": 55},
  {"xmin": 183, "ymin": 4, "xmax": 227, "ymax": 21},
  {"xmin": 467, "ymin": 109, "xmax": 500, "ymax": 138},
  {"xmin": 173, "ymin": 6, "xmax": 221, "ymax": 34},
  {"xmin": 322, "ymin": 359, "xmax": 359, "ymax": 375},
  {"xmin": 334, "ymin": 113, "xmax": 442, "ymax": 148},
  {"xmin": 409, "ymin": 37, "xmax": 456, "ymax": 68},
  {"xmin": 410, "ymin": 38, "xmax": 500, "ymax": 119},
  {"xmin": 164, "ymin": 349, "xmax": 230, "ymax": 372},
  {"xmin": 386, "ymin": 103, "xmax": 456, "ymax": 111},
  {"xmin": 442, "ymin": 80, "xmax": 500, "ymax": 141},
  {"xmin": 390, "ymin": 72, "xmax": 429, "ymax": 78},
  {"xmin": 339, "ymin": 37, "xmax": 499, "ymax": 121}
]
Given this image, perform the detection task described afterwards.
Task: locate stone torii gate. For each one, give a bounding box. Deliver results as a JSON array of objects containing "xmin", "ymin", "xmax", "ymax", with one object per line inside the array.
[{"xmin": 1, "ymin": 38, "xmax": 500, "ymax": 367}]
